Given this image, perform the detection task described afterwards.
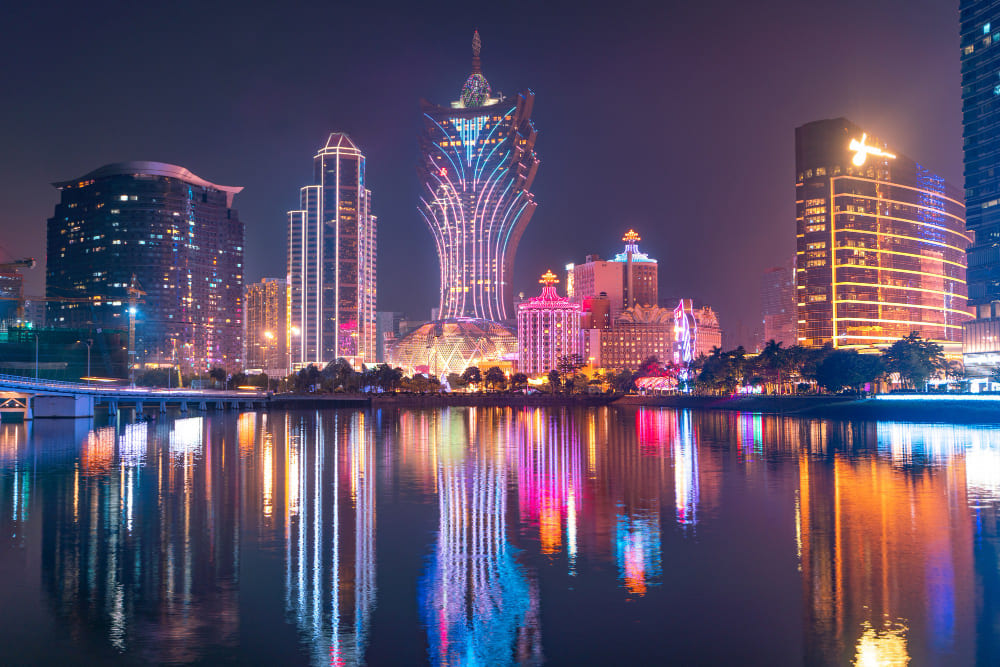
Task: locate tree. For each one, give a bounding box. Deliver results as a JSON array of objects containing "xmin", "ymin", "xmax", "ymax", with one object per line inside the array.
[
  {"xmin": 462, "ymin": 366, "xmax": 482, "ymax": 388},
  {"xmin": 815, "ymin": 350, "xmax": 883, "ymax": 393},
  {"xmin": 446, "ymin": 372, "xmax": 466, "ymax": 390},
  {"xmin": 484, "ymin": 366, "xmax": 507, "ymax": 391},
  {"xmin": 883, "ymin": 332, "xmax": 945, "ymax": 390},
  {"xmin": 208, "ymin": 366, "xmax": 227, "ymax": 388},
  {"xmin": 547, "ymin": 369, "xmax": 561, "ymax": 392},
  {"xmin": 510, "ymin": 372, "xmax": 529, "ymax": 392}
]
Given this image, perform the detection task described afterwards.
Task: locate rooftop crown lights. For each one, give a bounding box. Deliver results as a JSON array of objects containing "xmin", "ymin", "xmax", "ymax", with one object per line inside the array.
[{"xmin": 849, "ymin": 133, "xmax": 896, "ymax": 167}]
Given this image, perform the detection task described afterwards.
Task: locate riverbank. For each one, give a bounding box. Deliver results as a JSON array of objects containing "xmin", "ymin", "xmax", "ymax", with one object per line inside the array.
[{"xmin": 614, "ymin": 394, "xmax": 1000, "ymax": 423}]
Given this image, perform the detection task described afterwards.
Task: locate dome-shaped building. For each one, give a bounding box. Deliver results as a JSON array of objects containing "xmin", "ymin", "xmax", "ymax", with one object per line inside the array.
[{"xmin": 387, "ymin": 318, "xmax": 517, "ymax": 377}]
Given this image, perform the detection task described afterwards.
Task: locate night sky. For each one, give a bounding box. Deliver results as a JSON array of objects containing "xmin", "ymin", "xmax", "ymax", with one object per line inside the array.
[{"xmin": 0, "ymin": 0, "xmax": 962, "ymax": 347}]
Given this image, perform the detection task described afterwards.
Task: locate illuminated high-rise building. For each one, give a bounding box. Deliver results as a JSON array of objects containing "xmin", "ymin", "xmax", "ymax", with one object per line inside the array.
[
  {"xmin": 46, "ymin": 162, "xmax": 245, "ymax": 370},
  {"xmin": 568, "ymin": 230, "xmax": 658, "ymax": 320},
  {"xmin": 516, "ymin": 270, "xmax": 581, "ymax": 375},
  {"xmin": 418, "ymin": 31, "xmax": 539, "ymax": 322},
  {"xmin": 795, "ymin": 118, "xmax": 970, "ymax": 350},
  {"xmin": 960, "ymin": 3, "xmax": 1000, "ymax": 376},
  {"xmin": 760, "ymin": 258, "xmax": 797, "ymax": 346},
  {"xmin": 244, "ymin": 278, "xmax": 286, "ymax": 375},
  {"xmin": 287, "ymin": 133, "xmax": 377, "ymax": 368}
]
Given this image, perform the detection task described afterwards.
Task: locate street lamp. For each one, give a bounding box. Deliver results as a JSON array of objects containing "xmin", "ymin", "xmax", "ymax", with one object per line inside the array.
[{"xmin": 76, "ymin": 339, "xmax": 93, "ymax": 384}]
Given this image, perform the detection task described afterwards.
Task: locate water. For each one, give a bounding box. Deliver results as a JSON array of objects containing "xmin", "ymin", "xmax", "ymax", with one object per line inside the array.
[{"xmin": 0, "ymin": 406, "xmax": 998, "ymax": 665}]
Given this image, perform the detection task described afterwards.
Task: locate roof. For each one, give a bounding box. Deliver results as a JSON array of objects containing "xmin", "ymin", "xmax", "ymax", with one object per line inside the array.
[
  {"xmin": 318, "ymin": 132, "xmax": 361, "ymax": 154},
  {"xmin": 52, "ymin": 161, "xmax": 243, "ymax": 206}
]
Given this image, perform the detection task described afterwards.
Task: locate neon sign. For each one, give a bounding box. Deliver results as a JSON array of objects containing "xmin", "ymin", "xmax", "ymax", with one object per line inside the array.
[{"xmin": 849, "ymin": 133, "xmax": 896, "ymax": 167}]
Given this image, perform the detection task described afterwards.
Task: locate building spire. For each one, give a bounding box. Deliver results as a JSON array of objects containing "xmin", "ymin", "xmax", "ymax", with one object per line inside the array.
[{"xmin": 471, "ymin": 30, "xmax": 482, "ymax": 74}]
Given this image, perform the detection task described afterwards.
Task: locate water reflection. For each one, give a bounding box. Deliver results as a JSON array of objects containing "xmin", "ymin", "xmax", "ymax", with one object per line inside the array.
[{"xmin": 0, "ymin": 409, "xmax": 998, "ymax": 664}]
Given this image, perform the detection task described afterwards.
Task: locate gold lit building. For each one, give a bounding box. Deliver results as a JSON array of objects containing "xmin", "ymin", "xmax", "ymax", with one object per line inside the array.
[
  {"xmin": 244, "ymin": 277, "xmax": 286, "ymax": 375},
  {"xmin": 795, "ymin": 118, "xmax": 971, "ymax": 351}
]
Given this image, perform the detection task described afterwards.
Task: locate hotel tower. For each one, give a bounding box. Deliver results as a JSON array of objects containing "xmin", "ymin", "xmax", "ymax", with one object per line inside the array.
[
  {"xmin": 418, "ymin": 31, "xmax": 539, "ymax": 323},
  {"xmin": 287, "ymin": 133, "xmax": 377, "ymax": 368},
  {"xmin": 795, "ymin": 118, "xmax": 970, "ymax": 351}
]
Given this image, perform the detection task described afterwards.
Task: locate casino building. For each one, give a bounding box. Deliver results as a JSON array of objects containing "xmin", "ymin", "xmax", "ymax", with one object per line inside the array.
[
  {"xmin": 417, "ymin": 30, "xmax": 539, "ymax": 322},
  {"xmin": 795, "ymin": 118, "xmax": 971, "ymax": 351},
  {"xmin": 516, "ymin": 271, "xmax": 581, "ymax": 375},
  {"xmin": 46, "ymin": 161, "xmax": 245, "ymax": 370}
]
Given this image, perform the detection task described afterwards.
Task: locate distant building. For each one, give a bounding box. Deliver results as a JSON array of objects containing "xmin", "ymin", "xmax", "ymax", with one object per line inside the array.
[
  {"xmin": 795, "ymin": 118, "xmax": 970, "ymax": 351},
  {"xmin": 692, "ymin": 305, "xmax": 722, "ymax": 357},
  {"xmin": 961, "ymin": 4, "xmax": 1000, "ymax": 377},
  {"xmin": 46, "ymin": 161, "xmax": 245, "ymax": 371},
  {"xmin": 287, "ymin": 133, "xmax": 377, "ymax": 369},
  {"xmin": 570, "ymin": 230, "xmax": 658, "ymax": 320},
  {"xmin": 0, "ymin": 271, "xmax": 23, "ymax": 327},
  {"xmin": 516, "ymin": 271, "xmax": 581, "ymax": 375},
  {"xmin": 672, "ymin": 300, "xmax": 723, "ymax": 364},
  {"xmin": 419, "ymin": 31, "xmax": 539, "ymax": 322},
  {"xmin": 760, "ymin": 259, "xmax": 797, "ymax": 346},
  {"xmin": 375, "ymin": 311, "xmax": 405, "ymax": 363},
  {"xmin": 244, "ymin": 278, "xmax": 287, "ymax": 375},
  {"xmin": 584, "ymin": 304, "xmax": 674, "ymax": 370}
]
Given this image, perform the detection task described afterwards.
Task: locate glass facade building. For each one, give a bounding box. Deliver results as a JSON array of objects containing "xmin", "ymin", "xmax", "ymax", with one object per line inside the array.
[
  {"xmin": 960, "ymin": 2, "xmax": 1000, "ymax": 374},
  {"xmin": 795, "ymin": 119, "xmax": 970, "ymax": 350},
  {"xmin": 46, "ymin": 162, "xmax": 245, "ymax": 370},
  {"xmin": 287, "ymin": 133, "xmax": 377, "ymax": 368},
  {"xmin": 418, "ymin": 31, "xmax": 539, "ymax": 322}
]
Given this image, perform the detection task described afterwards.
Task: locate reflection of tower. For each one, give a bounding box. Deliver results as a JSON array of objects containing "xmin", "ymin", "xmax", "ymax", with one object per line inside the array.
[
  {"xmin": 797, "ymin": 423, "xmax": 976, "ymax": 664},
  {"xmin": 672, "ymin": 411, "xmax": 699, "ymax": 527},
  {"xmin": 283, "ymin": 412, "xmax": 377, "ymax": 666},
  {"xmin": 420, "ymin": 422, "xmax": 542, "ymax": 665},
  {"xmin": 515, "ymin": 408, "xmax": 584, "ymax": 571},
  {"xmin": 40, "ymin": 417, "xmax": 241, "ymax": 661}
]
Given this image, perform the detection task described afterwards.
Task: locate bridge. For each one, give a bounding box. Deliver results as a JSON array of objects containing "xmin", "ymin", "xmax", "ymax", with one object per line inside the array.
[{"xmin": 0, "ymin": 374, "xmax": 270, "ymax": 421}]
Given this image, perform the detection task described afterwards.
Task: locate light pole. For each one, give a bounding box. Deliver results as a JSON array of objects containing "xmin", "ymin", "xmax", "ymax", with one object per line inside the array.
[
  {"xmin": 76, "ymin": 339, "xmax": 93, "ymax": 384},
  {"xmin": 34, "ymin": 334, "xmax": 39, "ymax": 380}
]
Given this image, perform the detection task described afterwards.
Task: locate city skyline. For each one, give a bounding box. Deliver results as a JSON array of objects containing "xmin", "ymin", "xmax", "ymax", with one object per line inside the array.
[{"xmin": 0, "ymin": 0, "xmax": 962, "ymax": 349}]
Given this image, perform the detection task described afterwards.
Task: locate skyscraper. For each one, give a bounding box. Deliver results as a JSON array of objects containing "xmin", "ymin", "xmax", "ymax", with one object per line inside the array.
[
  {"xmin": 568, "ymin": 230, "xmax": 658, "ymax": 319},
  {"xmin": 418, "ymin": 31, "xmax": 539, "ymax": 322},
  {"xmin": 960, "ymin": 3, "xmax": 1000, "ymax": 375},
  {"xmin": 795, "ymin": 119, "xmax": 970, "ymax": 350},
  {"xmin": 47, "ymin": 161, "xmax": 245, "ymax": 370},
  {"xmin": 760, "ymin": 259, "xmax": 797, "ymax": 346},
  {"xmin": 244, "ymin": 277, "xmax": 287, "ymax": 375},
  {"xmin": 287, "ymin": 133, "xmax": 377, "ymax": 368}
]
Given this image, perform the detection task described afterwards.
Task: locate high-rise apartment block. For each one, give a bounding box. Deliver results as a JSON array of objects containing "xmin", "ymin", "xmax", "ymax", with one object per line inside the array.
[
  {"xmin": 960, "ymin": 2, "xmax": 1000, "ymax": 375},
  {"xmin": 46, "ymin": 162, "xmax": 245, "ymax": 370},
  {"xmin": 795, "ymin": 118, "xmax": 970, "ymax": 351},
  {"xmin": 244, "ymin": 278, "xmax": 287, "ymax": 375},
  {"xmin": 516, "ymin": 271, "xmax": 581, "ymax": 375},
  {"xmin": 418, "ymin": 31, "xmax": 539, "ymax": 322},
  {"xmin": 287, "ymin": 133, "xmax": 377, "ymax": 368},
  {"xmin": 568, "ymin": 230, "xmax": 658, "ymax": 320},
  {"xmin": 760, "ymin": 259, "xmax": 797, "ymax": 346}
]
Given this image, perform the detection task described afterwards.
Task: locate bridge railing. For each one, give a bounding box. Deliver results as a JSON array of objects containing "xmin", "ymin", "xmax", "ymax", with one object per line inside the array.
[{"xmin": 0, "ymin": 374, "xmax": 267, "ymax": 398}]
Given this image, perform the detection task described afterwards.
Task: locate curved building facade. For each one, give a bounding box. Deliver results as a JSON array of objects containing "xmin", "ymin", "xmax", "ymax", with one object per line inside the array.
[
  {"xmin": 418, "ymin": 31, "xmax": 539, "ymax": 322},
  {"xmin": 47, "ymin": 161, "xmax": 245, "ymax": 370},
  {"xmin": 795, "ymin": 119, "xmax": 971, "ymax": 350}
]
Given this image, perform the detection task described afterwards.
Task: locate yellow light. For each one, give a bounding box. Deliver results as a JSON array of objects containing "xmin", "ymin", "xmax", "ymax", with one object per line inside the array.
[{"xmin": 849, "ymin": 133, "xmax": 896, "ymax": 166}]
